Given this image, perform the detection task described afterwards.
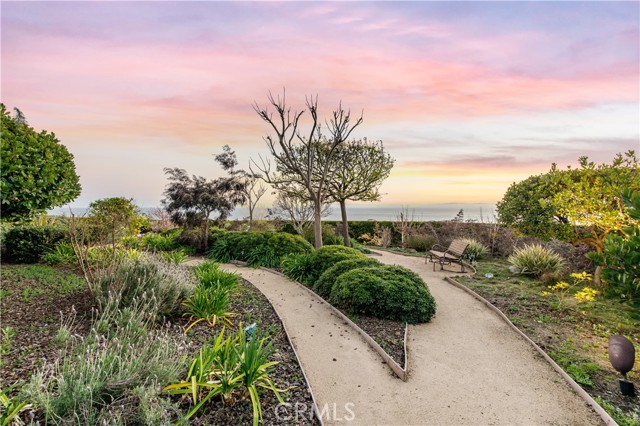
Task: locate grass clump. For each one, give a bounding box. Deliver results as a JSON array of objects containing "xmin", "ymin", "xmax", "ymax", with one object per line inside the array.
[
  {"xmin": 508, "ymin": 243, "xmax": 565, "ymax": 278},
  {"xmin": 280, "ymin": 253, "xmax": 315, "ymax": 283},
  {"xmin": 330, "ymin": 264, "xmax": 436, "ymax": 323}
]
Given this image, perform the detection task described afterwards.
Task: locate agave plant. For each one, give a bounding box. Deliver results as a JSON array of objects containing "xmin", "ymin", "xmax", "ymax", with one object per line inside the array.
[{"xmin": 1, "ymin": 385, "xmax": 32, "ymax": 426}]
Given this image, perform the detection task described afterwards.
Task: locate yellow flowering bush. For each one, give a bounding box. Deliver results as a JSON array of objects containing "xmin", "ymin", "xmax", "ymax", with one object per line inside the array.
[{"xmin": 541, "ymin": 271, "xmax": 599, "ymax": 307}]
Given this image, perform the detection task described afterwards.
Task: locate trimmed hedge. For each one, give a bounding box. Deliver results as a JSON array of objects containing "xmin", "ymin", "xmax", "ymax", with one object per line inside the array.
[
  {"xmin": 330, "ymin": 265, "xmax": 436, "ymax": 323},
  {"xmin": 304, "ymin": 245, "xmax": 365, "ymax": 286},
  {"xmin": 3, "ymin": 225, "xmax": 67, "ymax": 263},
  {"xmin": 314, "ymin": 257, "xmax": 382, "ymax": 298}
]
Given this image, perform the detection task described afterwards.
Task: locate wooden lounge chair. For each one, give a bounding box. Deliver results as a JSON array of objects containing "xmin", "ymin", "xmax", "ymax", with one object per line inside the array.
[{"xmin": 426, "ymin": 239, "xmax": 469, "ymax": 272}]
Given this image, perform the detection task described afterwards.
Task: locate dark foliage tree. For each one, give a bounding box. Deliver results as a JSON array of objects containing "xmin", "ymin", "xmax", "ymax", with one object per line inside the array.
[
  {"xmin": 163, "ymin": 147, "xmax": 246, "ymax": 249},
  {"xmin": 252, "ymin": 91, "xmax": 362, "ymax": 248},
  {"xmin": 1, "ymin": 104, "xmax": 81, "ymax": 222}
]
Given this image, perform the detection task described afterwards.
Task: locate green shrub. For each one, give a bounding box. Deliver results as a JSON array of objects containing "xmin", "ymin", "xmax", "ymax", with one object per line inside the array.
[
  {"xmin": 314, "ymin": 258, "xmax": 381, "ymax": 298},
  {"xmin": 158, "ymin": 249, "xmax": 189, "ymax": 265},
  {"xmin": 194, "ymin": 260, "xmax": 240, "ymax": 293},
  {"xmin": 3, "ymin": 225, "xmax": 67, "ymax": 263},
  {"xmin": 590, "ymin": 231, "xmax": 640, "ymax": 306},
  {"xmin": 462, "ymin": 238, "xmax": 488, "ymax": 261},
  {"xmin": 330, "ymin": 265, "xmax": 436, "ymax": 323},
  {"xmin": 142, "ymin": 232, "xmax": 177, "ymax": 251},
  {"xmin": 208, "ymin": 231, "xmax": 313, "ymax": 268},
  {"xmin": 406, "ymin": 234, "xmax": 436, "ymax": 252},
  {"xmin": 280, "ymin": 253, "xmax": 315, "ymax": 284},
  {"xmin": 92, "ymin": 255, "xmax": 191, "ymax": 318},
  {"xmin": 301, "ymin": 224, "xmax": 342, "ymax": 247},
  {"xmin": 508, "ymin": 244, "xmax": 565, "ymax": 278},
  {"xmin": 24, "ymin": 296, "xmax": 182, "ymax": 425},
  {"xmin": 42, "ymin": 242, "xmax": 77, "ymax": 267},
  {"xmin": 305, "ymin": 245, "xmax": 365, "ymax": 286}
]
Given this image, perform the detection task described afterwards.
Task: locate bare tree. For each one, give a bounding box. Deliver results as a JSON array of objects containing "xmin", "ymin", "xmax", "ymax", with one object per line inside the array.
[
  {"xmin": 243, "ymin": 172, "xmax": 268, "ymax": 228},
  {"xmin": 325, "ymin": 138, "xmax": 394, "ymax": 246},
  {"xmin": 251, "ymin": 90, "xmax": 362, "ymax": 248},
  {"xmin": 267, "ymin": 187, "xmax": 332, "ymax": 235}
]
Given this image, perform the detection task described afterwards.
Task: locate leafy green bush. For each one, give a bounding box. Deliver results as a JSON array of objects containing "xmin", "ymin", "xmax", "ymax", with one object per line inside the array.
[
  {"xmin": 92, "ymin": 255, "xmax": 191, "ymax": 318},
  {"xmin": 588, "ymin": 189, "xmax": 640, "ymax": 306},
  {"xmin": 280, "ymin": 253, "xmax": 315, "ymax": 284},
  {"xmin": 330, "ymin": 265, "xmax": 436, "ymax": 323},
  {"xmin": 3, "ymin": 225, "xmax": 67, "ymax": 263},
  {"xmin": 209, "ymin": 231, "xmax": 313, "ymax": 267},
  {"xmin": 42, "ymin": 242, "xmax": 77, "ymax": 267},
  {"xmin": 158, "ymin": 249, "xmax": 189, "ymax": 265},
  {"xmin": 301, "ymin": 224, "xmax": 342, "ymax": 247},
  {"xmin": 406, "ymin": 234, "xmax": 436, "ymax": 252},
  {"xmin": 24, "ymin": 296, "xmax": 182, "ymax": 425},
  {"xmin": 508, "ymin": 244, "xmax": 565, "ymax": 278},
  {"xmin": 314, "ymin": 258, "xmax": 381, "ymax": 298},
  {"xmin": 194, "ymin": 260, "xmax": 240, "ymax": 292},
  {"xmin": 142, "ymin": 232, "xmax": 178, "ymax": 251},
  {"xmin": 304, "ymin": 245, "xmax": 365, "ymax": 286},
  {"xmin": 462, "ymin": 238, "xmax": 488, "ymax": 261}
]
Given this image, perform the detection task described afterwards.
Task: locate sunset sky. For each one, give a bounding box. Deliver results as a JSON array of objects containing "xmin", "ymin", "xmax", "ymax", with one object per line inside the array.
[{"xmin": 2, "ymin": 1, "xmax": 639, "ymax": 210}]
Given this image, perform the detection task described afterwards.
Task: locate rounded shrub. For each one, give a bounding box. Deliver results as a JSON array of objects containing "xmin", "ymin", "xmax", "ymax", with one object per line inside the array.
[
  {"xmin": 406, "ymin": 234, "xmax": 436, "ymax": 252},
  {"xmin": 305, "ymin": 245, "xmax": 365, "ymax": 286},
  {"xmin": 508, "ymin": 243, "xmax": 565, "ymax": 278},
  {"xmin": 330, "ymin": 265, "xmax": 436, "ymax": 323},
  {"xmin": 3, "ymin": 224, "xmax": 67, "ymax": 263},
  {"xmin": 314, "ymin": 257, "xmax": 381, "ymax": 298}
]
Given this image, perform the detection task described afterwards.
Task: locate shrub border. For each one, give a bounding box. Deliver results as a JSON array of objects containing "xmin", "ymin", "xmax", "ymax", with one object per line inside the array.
[
  {"xmin": 258, "ymin": 265, "xmax": 409, "ymax": 381},
  {"xmin": 443, "ymin": 276, "xmax": 617, "ymax": 426}
]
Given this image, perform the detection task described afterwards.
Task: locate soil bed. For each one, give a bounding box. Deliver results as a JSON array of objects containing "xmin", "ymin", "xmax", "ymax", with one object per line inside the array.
[
  {"xmin": 1, "ymin": 264, "xmax": 319, "ymax": 425},
  {"xmin": 169, "ymin": 276, "xmax": 319, "ymax": 425}
]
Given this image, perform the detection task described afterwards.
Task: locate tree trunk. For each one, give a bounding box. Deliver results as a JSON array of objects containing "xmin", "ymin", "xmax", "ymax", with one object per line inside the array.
[
  {"xmin": 248, "ymin": 203, "xmax": 254, "ymax": 230},
  {"xmin": 339, "ymin": 200, "xmax": 350, "ymax": 247},
  {"xmin": 203, "ymin": 211, "xmax": 210, "ymax": 251},
  {"xmin": 313, "ymin": 200, "xmax": 323, "ymax": 249}
]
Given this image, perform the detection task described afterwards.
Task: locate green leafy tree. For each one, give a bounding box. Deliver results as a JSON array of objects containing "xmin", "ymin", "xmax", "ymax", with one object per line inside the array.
[
  {"xmin": 544, "ymin": 152, "xmax": 639, "ymax": 253},
  {"xmin": 496, "ymin": 174, "xmax": 573, "ymax": 240},
  {"xmin": 588, "ymin": 189, "xmax": 640, "ymax": 305},
  {"xmin": 88, "ymin": 197, "xmax": 144, "ymax": 249},
  {"xmin": 326, "ymin": 138, "xmax": 394, "ymax": 247},
  {"xmin": 1, "ymin": 104, "xmax": 81, "ymax": 222}
]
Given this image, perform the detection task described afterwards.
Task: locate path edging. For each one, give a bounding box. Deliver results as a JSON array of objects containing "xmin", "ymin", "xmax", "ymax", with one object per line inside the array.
[
  {"xmin": 227, "ymin": 261, "xmax": 325, "ymax": 425},
  {"xmin": 259, "ymin": 265, "xmax": 410, "ymax": 381},
  {"xmin": 444, "ymin": 276, "xmax": 618, "ymax": 426}
]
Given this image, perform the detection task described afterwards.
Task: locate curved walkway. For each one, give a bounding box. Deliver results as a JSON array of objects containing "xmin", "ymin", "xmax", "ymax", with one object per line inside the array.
[{"xmin": 217, "ymin": 251, "xmax": 602, "ymax": 426}]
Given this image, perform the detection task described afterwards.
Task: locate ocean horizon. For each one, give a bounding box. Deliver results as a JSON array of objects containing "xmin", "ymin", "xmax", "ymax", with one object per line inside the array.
[{"xmin": 49, "ymin": 203, "xmax": 498, "ymax": 223}]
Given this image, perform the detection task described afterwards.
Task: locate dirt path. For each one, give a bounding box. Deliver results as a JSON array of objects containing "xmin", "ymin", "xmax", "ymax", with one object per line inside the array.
[{"xmin": 214, "ymin": 255, "xmax": 602, "ymax": 425}]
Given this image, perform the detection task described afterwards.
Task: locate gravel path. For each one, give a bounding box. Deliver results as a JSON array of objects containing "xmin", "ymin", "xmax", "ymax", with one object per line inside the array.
[{"xmin": 217, "ymin": 253, "xmax": 603, "ymax": 426}]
